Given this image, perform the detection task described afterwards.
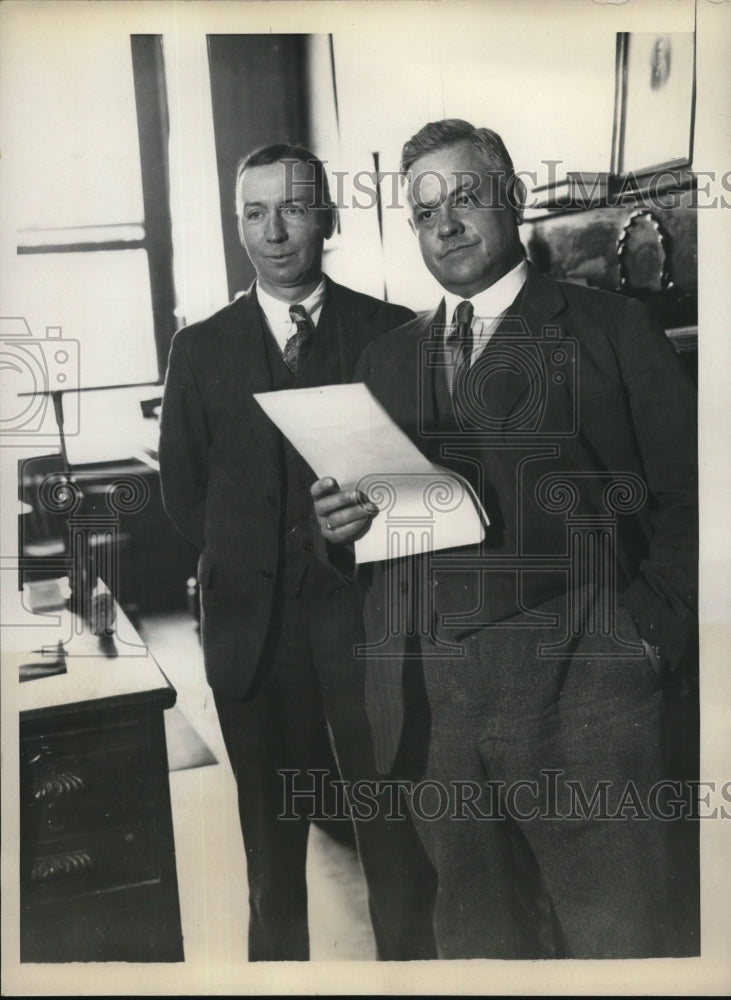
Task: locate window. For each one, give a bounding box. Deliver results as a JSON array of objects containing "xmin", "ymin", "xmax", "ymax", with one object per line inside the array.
[{"xmin": 8, "ymin": 32, "xmax": 175, "ymax": 389}]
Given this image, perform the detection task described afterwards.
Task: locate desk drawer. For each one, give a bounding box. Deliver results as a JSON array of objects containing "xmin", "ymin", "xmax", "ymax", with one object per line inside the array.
[
  {"xmin": 21, "ymin": 712, "xmax": 168, "ymax": 840},
  {"xmin": 24, "ymin": 743, "xmax": 153, "ymax": 839},
  {"xmin": 24, "ymin": 817, "xmax": 164, "ymax": 902}
]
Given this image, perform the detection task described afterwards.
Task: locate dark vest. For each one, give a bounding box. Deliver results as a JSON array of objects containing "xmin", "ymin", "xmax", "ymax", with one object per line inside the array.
[
  {"xmin": 426, "ymin": 329, "xmax": 570, "ymax": 633},
  {"xmin": 260, "ymin": 302, "xmax": 340, "ymax": 598}
]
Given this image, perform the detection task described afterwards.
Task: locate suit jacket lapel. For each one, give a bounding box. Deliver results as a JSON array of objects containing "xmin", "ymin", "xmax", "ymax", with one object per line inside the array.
[
  {"xmin": 511, "ymin": 263, "xmax": 566, "ymax": 339},
  {"xmin": 297, "ymin": 278, "xmax": 347, "ymax": 387},
  {"xmin": 416, "ymin": 302, "xmax": 446, "ymax": 445},
  {"xmin": 217, "ymin": 284, "xmax": 281, "ymax": 461},
  {"xmin": 216, "ymin": 284, "xmax": 272, "ymax": 391}
]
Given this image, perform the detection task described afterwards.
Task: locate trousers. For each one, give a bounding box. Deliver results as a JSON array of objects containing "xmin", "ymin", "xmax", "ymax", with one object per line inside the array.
[
  {"xmin": 214, "ymin": 581, "xmax": 437, "ymax": 961},
  {"xmin": 395, "ymin": 589, "xmax": 693, "ymax": 959}
]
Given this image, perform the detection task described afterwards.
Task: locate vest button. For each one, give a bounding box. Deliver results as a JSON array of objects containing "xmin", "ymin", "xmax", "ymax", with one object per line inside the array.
[
  {"xmin": 265, "ymin": 495, "xmax": 277, "ymax": 507},
  {"xmin": 261, "ymin": 570, "xmax": 274, "ymax": 580},
  {"xmin": 303, "ymin": 541, "xmax": 313, "ymax": 553},
  {"xmin": 399, "ymin": 581, "xmax": 409, "ymax": 593}
]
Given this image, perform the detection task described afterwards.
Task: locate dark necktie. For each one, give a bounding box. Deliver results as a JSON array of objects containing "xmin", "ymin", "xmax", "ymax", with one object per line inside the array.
[
  {"xmin": 284, "ymin": 304, "xmax": 314, "ymax": 376},
  {"xmin": 447, "ymin": 299, "xmax": 474, "ymax": 394}
]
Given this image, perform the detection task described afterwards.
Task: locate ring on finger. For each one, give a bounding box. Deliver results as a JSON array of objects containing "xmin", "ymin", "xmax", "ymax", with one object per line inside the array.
[{"xmin": 326, "ymin": 518, "xmax": 332, "ymax": 531}]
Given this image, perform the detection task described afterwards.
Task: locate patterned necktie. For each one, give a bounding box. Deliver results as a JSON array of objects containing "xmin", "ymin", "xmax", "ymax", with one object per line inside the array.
[
  {"xmin": 284, "ymin": 304, "xmax": 314, "ymax": 376},
  {"xmin": 448, "ymin": 299, "xmax": 474, "ymax": 394}
]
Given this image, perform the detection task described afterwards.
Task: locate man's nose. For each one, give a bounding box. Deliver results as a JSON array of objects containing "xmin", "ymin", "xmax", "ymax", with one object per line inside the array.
[
  {"xmin": 265, "ymin": 212, "xmax": 287, "ymax": 242},
  {"xmin": 438, "ymin": 205, "xmax": 464, "ymax": 239}
]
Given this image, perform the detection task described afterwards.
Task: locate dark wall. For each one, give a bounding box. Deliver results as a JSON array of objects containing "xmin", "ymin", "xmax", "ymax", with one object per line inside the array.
[
  {"xmin": 131, "ymin": 35, "xmax": 177, "ymax": 380},
  {"xmin": 207, "ymin": 35, "xmax": 311, "ymax": 300}
]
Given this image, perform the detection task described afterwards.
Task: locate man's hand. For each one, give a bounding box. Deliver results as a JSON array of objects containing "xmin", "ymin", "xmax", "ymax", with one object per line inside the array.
[{"xmin": 311, "ymin": 477, "xmax": 379, "ymax": 545}]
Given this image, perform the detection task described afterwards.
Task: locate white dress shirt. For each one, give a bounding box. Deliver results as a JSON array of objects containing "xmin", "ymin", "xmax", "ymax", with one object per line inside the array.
[
  {"xmin": 443, "ymin": 259, "xmax": 528, "ymax": 365},
  {"xmin": 256, "ymin": 279, "xmax": 327, "ymax": 353}
]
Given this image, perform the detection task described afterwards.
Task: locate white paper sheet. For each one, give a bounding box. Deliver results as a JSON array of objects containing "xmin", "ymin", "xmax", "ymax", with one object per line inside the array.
[{"xmin": 254, "ymin": 382, "xmax": 488, "ymax": 563}]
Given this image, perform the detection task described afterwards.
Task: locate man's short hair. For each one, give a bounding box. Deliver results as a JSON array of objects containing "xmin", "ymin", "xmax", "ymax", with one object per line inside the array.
[
  {"xmin": 234, "ymin": 143, "xmax": 332, "ymax": 219},
  {"xmin": 400, "ymin": 119, "xmax": 515, "ymax": 178}
]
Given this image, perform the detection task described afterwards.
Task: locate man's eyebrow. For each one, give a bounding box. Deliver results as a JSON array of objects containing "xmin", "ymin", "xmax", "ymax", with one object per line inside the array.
[
  {"xmin": 411, "ymin": 190, "xmax": 442, "ymax": 209},
  {"xmin": 411, "ymin": 173, "xmax": 482, "ymax": 209},
  {"xmin": 452, "ymin": 176, "xmax": 481, "ymax": 198},
  {"xmin": 242, "ymin": 197, "xmax": 311, "ymax": 209}
]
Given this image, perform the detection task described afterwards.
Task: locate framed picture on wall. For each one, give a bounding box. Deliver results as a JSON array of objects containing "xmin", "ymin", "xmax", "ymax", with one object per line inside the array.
[{"xmin": 611, "ymin": 31, "xmax": 696, "ymax": 177}]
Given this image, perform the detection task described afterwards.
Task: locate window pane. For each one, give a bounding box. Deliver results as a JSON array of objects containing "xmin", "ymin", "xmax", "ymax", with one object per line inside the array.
[
  {"xmin": 6, "ymin": 30, "xmax": 145, "ymax": 229},
  {"xmin": 12, "ymin": 249, "xmax": 159, "ymax": 389}
]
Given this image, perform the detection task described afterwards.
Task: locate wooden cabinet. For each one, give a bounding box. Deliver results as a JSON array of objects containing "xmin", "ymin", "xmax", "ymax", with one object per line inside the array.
[{"xmin": 17, "ymin": 586, "xmax": 184, "ymax": 962}]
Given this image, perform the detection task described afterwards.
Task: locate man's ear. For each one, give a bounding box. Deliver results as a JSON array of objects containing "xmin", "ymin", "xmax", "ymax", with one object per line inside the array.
[
  {"xmin": 322, "ymin": 203, "xmax": 337, "ymax": 241},
  {"xmin": 235, "ymin": 175, "xmax": 247, "ymax": 247},
  {"xmin": 510, "ymin": 175, "xmax": 527, "ymax": 226},
  {"xmin": 402, "ymin": 174, "xmax": 417, "ymax": 236}
]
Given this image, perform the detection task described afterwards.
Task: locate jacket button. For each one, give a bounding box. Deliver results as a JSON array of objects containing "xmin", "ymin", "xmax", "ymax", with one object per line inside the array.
[
  {"xmin": 261, "ymin": 570, "xmax": 274, "ymax": 580},
  {"xmin": 265, "ymin": 495, "xmax": 277, "ymax": 507},
  {"xmin": 399, "ymin": 581, "xmax": 409, "ymax": 594},
  {"xmin": 303, "ymin": 541, "xmax": 313, "ymax": 552}
]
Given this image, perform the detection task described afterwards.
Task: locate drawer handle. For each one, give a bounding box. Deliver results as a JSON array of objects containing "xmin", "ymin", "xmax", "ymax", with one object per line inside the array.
[
  {"xmin": 31, "ymin": 850, "xmax": 93, "ymax": 881},
  {"xmin": 32, "ymin": 772, "xmax": 87, "ymax": 803}
]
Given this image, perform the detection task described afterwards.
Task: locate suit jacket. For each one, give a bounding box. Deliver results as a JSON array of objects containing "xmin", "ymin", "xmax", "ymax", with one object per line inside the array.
[
  {"xmin": 354, "ymin": 264, "xmax": 698, "ymax": 773},
  {"xmin": 158, "ymin": 276, "xmax": 414, "ymax": 698}
]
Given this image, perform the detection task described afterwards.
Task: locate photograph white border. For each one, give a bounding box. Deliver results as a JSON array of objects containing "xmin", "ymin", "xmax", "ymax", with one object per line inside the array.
[{"xmin": 2, "ymin": 1, "xmax": 729, "ymax": 996}]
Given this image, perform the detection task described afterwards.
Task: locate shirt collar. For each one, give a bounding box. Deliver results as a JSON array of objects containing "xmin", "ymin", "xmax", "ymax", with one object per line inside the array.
[
  {"xmin": 442, "ymin": 258, "xmax": 528, "ymax": 327},
  {"xmin": 255, "ymin": 277, "xmax": 327, "ymax": 327}
]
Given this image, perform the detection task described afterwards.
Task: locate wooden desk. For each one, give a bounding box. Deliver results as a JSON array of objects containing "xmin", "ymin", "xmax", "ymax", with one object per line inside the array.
[{"xmin": 15, "ymin": 583, "xmax": 184, "ymax": 962}]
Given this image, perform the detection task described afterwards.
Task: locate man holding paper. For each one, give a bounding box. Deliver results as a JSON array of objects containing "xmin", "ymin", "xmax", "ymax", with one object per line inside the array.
[
  {"xmin": 159, "ymin": 144, "xmax": 436, "ymax": 962},
  {"xmin": 312, "ymin": 120, "xmax": 698, "ymax": 959}
]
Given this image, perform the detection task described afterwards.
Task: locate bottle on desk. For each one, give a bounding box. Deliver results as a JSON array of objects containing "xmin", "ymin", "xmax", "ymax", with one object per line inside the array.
[
  {"xmin": 89, "ymin": 584, "xmax": 116, "ymax": 637},
  {"xmin": 69, "ymin": 541, "xmax": 116, "ymax": 637}
]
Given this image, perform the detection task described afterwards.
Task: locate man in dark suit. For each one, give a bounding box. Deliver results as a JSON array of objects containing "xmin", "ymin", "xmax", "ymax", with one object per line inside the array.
[
  {"xmin": 312, "ymin": 120, "xmax": 698, "ymax": 959},
  {"xmin": 159, "ymin": 144, "xmax": 436, "ymax": 962}
]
